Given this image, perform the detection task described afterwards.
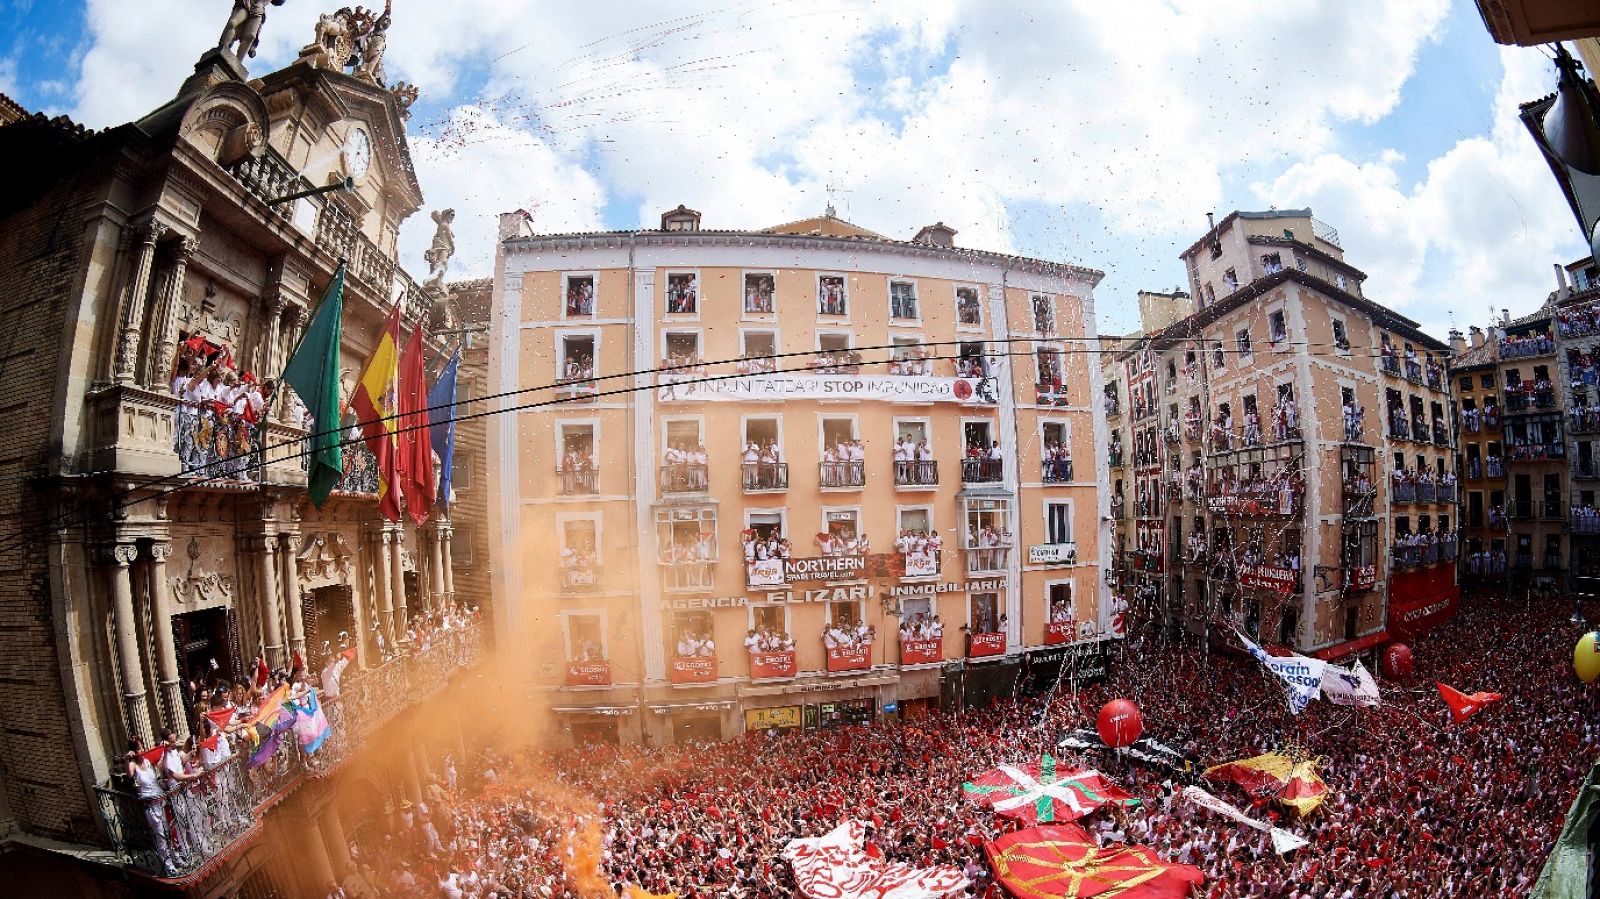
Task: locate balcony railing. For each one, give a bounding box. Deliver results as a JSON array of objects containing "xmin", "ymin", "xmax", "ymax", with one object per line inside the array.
[
  {"xmin": 337, "ymin": 440, "xmax": 379, "ymax": 495},
  {"xmin": 1544, "ymin": 500, "xmax": 1565, "ymax": 519},
  {"xmin": 1387, "ymin": 417, "xmax": 1409, "ymax": 442},
  {"xmin": 961, "ymin": 458, "xmax": 1004, "ymax": 484},
  {"xmin": 558, "ymin": 468, "xmax": 599, "ymax": 496},
  {"xmin": 1391, "ymin": 481, "xmax": 1416, "ymax": 503},
  {"xmin": 173, "ymin": 404, "xmax": 264, "ymax": 484},
  {"xmin": 1573, "ymin": 410, "xmax": 1600, "ymax": 434},
  {"xmin": 1488, "ymin": 460, "xmax": 1505, "ymax": 478},
  {"xmin": 1411, "ymin": 421, "xmax": 1430, "ymax": 443},
  {"xmin": 1510, "ymin": 500, "xmax": 1534, "ymax": 519},
  {"xmin": 1416, "ymin": 482, "xmax": 1436, "ymax": 503},
  {"xmin": 660, "ymin": 463, "xmax": 709, "ymax": 494},
  {"xmin": 1573, "ymin": 511, "xmax": 1600, "ymax": 535},
  {"xmin": 554, "ymin": 378, "xmax": 599, "ymax": 403},
  {"xmin": 895, "ymin": 460, "xmax": 939, "ymax": 487},
  {"xmin": 1437, "ymin": 483, "xmax": 1457, "ymax": 503},
  {"xmin": 1515, "ymin": 552, "xmax": 1533, "ymax": 569},
  {"xmin": 662, "ymin": 560, "xmax": 717, "ymax": 590},
  {"xmin": 1108, "ymin": 452, "xmax": 1125, "ymax": 469},
  {"xmin": 820, "ymin": 461, "xmax": 866, "ymax": 489},
  {"xmin": 1041, "ymin": 459, "xmax": 1073, "ymax": 483},
  {"xmin": 1506, "ymin": 443, "xmax": 1566, "ymax": 461},
  {"xmin": 1500, "ymin": 336, "xmax": 1554, "ymax": 359},
  {"xmin": 1381, "ymin": 355, "xmax": 1402, "ymax": 376},
  {"xmin": 742, "ymin": 462, "xmax": 789, "ymax": 491},
  {"xmin": 95, "ymin": 622, "xmax": 485, "ymax": 878},
  {"xmin": 1405, "ymin": 360, "xmax": 1424, "ymax": 383},
  {"xmin": 965, "ymin": 545, "xmax": 1011, "ymax": 574},
  {"xmin": 1576, "ymin": 460, "xmax": 1600, "ymax": 480},
  {"xmin": 1432, "ymin": 423, "xmax": 1449, "ymax": 445}
]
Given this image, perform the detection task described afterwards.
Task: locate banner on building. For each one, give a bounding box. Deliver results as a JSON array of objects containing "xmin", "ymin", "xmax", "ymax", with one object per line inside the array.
[
  {"xmin": 566, "ymin": 661, "xmax": 612, "ymax": 686},
  {"xmin": 1043, "ymin": 621, "xmax": 1074, "ymax": 645},
  {"xmin": 969, "ymin": 631, "xmax": 1006, "ymax": 658},
  {"xmin": 669, "ymin": 656, "xmax": 718, "ymax": 684},
  {"xmin": 901, "ymin": 638, "xmax": 942, "ymax": 666},
  {"xmin": 903, "ymin": 549, "xmax": 940, "ymax": 578},
  {"xmin": 825, "ymin": 644, "xmax": 872, "ymax": 673},
  {"xmin": 750, "ymin": 556, "xmax": 869, "ymax": 589},
  {"xmin": 750, "ymin": 650, "xmax": 797, "ymax": 680},
  {"xmin": 1239, "ymin": 565, "xmax": 1298, "ymax": 594},
  {"xmin": 746, "ymin": 705, "xmax": 801, "ymax": 731},
  {"xmin": 661, "ymin": 373, "xmax": 998, "ymax": 406}
]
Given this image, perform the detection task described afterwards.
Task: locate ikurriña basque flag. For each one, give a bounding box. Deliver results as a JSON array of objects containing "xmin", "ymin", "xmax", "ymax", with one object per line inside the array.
[{"xmin": 290, "ymin": 688, "xmax": 331, "ymax": 754}]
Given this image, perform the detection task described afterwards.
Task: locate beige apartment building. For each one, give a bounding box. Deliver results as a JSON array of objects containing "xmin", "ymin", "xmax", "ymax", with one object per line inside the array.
[
  {"xmin": 488, "ymin": 208, "xmax": 1113, "ymax": 745},
  {"xmin": 1102, "ymin": 210, "xmax": 1459, "ymax": 658}
]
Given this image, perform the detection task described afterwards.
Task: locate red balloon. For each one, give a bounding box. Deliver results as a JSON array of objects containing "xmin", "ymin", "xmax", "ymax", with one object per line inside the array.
[
  {"xmin": 1382, "ymin": 643, "xmax": 1413, "ymax": 680},
  {"xmin": 1096, "ymin": 699, "xmax": 1143, "ymax": 748}
]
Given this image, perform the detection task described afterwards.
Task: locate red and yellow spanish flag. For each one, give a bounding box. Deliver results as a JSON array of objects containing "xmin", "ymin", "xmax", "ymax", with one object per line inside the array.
[
  {"xmin": 1204, "ymin": 751, "xmax": 1328, "ymax": 816},
  {"xmin": 351, "ymin": 303, "xmax": 404, "ymax": 521}
]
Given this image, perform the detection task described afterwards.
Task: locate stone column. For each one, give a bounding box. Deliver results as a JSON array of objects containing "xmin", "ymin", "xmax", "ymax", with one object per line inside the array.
[
  {"xmin": 275, "ymin": 303, "xmax": 307, "ymax": 422},
  {"xmin": 440, "ymin": 523, "xmax": 455, "ymax": 602},
  {"xmin": 389, "ymin": 523, "xmax": 409, "ymax": 640},
  {"xmin": 256, "ymin": 537, "xmax": 285, "ymax": 669},
  {"xmin": 114, "ymin": 221, "xmax": 167, "ymax": 383},
  {"xmin": 260, "ymin": 292, "xmax": 285, "ymax": 379},
  {"xmin": 299, "ymin": 816, "xmax": 338, "ymax": 895},
  {"xmin": 281, "ymin": 534, "xmax": 306, "ymax": 667},
  {"xmin": 107, "ymin": 543, "xmax": 154, "ymax": 746},
  {"xmin": 321, "ymin": 803, "xmax": 353, "ymax": 879},
  {"xmin": 428, "ymin": 525, "xmax": 445, "ymax": 611},
  {"xmin": 147, "ymin": 542, "xmax": 188, "ymax": 739},
  {"xmin": 346, "ymin": 553, "xmax": 370, "ymax": 670},
  {"xmin": 400, "ymin": 744, "xmax": 424, "ymax": 805},
  {"xmin": 374, "ymin": 527, "xmax": 395, "ymax": 651},
  {"xmin": 150, "ymin": 234, "xmax": 197, "ymax": 387}
]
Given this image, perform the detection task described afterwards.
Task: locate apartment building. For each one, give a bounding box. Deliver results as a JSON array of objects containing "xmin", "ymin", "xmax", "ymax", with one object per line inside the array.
[
  {"xmin": 1557, "ymin": 258, "xmax": 1600, "ymax": 595},
  {"xmin": 1105, "ymin": 210, "xmax": 1460, "ymax": 657},
  {"xmin": 1452, "ymin": 328, "xmax": 1509, "ymax": 586},
  {"xmin": 1498, "ymin": 304, "xmax": 1567, "ymax": 589},
  {"xmin": 488, "ymin": 208, "xmax": 1113, "ymax": 745}
]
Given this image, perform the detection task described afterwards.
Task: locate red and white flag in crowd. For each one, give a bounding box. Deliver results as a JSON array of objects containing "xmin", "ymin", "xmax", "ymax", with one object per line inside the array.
[
  {"xmin": 782, "ymin": 820, "xmax": 968, "ymax": 899},
  {"xmin": 1436, "ymin": 682, "xmax": 1503, "ymax": 724},
  {"xmin": 963, "ymin": 755, "xmax": 1140, "ymax": 824}
]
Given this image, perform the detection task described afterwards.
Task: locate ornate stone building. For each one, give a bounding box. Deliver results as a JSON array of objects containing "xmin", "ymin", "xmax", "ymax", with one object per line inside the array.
[{"xmin": 0, "ymin": 8, "xmax": 485, "ymax": 897}]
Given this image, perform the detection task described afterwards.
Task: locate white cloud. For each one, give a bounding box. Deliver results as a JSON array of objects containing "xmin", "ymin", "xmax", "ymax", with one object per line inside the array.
[{"xmin": 1253, "ymin": 47, "xmax": 1588, "ymax": 337}]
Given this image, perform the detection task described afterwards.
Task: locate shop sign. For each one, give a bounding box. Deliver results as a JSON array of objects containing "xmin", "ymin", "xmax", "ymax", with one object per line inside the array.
[
  {"xmin": 888, "ymin": 578, "xmax": 1006, "ymax": 598},
  {"xmin": 661, "ymin": 595, "xmax": 748, "ymax": 611},
  {"xmin": 1239, "ymin": 565, "xmax": 1298, "ymax": 594},
  {"xmin": 1028, "ymin": 543, "xmax": 1078, "ymax": 565},
  {"xmin": 746, "ymin": 705, "xmax": 802, "ymax": 730}
]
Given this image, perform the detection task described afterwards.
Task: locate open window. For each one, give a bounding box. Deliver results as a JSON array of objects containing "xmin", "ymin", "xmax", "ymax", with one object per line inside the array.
[
  {"xmin": 665, "ymin": 272, "xmax": 699, "ymax": 314},
  {"xmin": 557, "ymin": 423, "xmax": 597, "ymax": 495},
  {"xmin": 1041, "ymin": 421, "xmax": 1072, "ymax": 482},
  {"xmin": 670, "ymin": 610, "xmax": 714, "ymax": 658},
  {"xmin": 820, "ymin": 418, "xmax": 863, "ymax": 487},
  {"xmin": 890, "ymin": 336, "xmax": 931, "ymax": 375},
  {"xmin": 822, "ymin": 509, "xmax": 864, "ymax": 555},
  {"xmin": 957, "ymin": 341, "xmax": 989, "ymax": 379},
  {"xmin": 741, "ymin": 330, "xmax": 777, "ymax": 374},
  {"xmin": 818, "ymin": 274, "xmax": 848, "ymax": 315},
  {"xmin": 744, "ymin": 272, "xmax": 775, "ymax": 314},
  {"xmin": 566, "ymin": 613, "xmax": 604, "ymax": 661},
  {"xmin": 558, "ymin": 334, "xmax": 596, "ymax": 383},
  {"xmin": 814, "ymin": 332, "xmax": 859, "ymax": 373},
  {"xmin": 657, "ymin": 507, "xmax": 717, "ymax": 590},
  {"xmin": 559, "ymin": 518, "xmax": 599, "ymax": 591},
  {"xmin": 964, "ymin": 497, "xmax": 1012, "ymax": 573},
  {"xmin": 955, "ymin": 285, "xmax": 983, "ymax": 326},
  {"xmin": 1031, "ymin": 294, "xmax": 1056, "ymax": 333},
  {"xmin": 970, "ymin": 591, "xmax": 1002, "ymax": 634},
  {"xmin": 742, "ymin": 418, "xmax": 786, "ymax": 490},
  {"xmin": 661, "ymin": 420, "xmax": 706, "ymax": 494},
  {"xmin": 564, "ymin": 273, "xmax": 596, "ymax": 317},
  {"xmin": 1047, "ymin": 582, "xmax": 1073, "ymax": 623}
]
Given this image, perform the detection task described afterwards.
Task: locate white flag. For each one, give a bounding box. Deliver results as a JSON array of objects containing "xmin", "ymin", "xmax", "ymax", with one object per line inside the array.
[
  {"xmin": 1237, "ymin": 631, "xmax": 1325, "ymax": 715},
  {"xmin": 1319, "ymin": 659, "xmax": 1380, "ymax": 707},
  {"xmin": 783, "ymin": 821, "xmax": 969, "ymax": 899},
  {"xmin": 1180, "ymin": 786, "xmax": 1309, "ymax": 856}
]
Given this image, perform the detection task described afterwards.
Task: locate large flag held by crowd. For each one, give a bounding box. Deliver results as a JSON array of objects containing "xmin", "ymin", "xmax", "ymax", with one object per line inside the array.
[
  {"xmin": 1238, "ymin": 631, "xmax": 1326, "ymax": 715},
  {"xmin": 1203, "ymin": 752, "xmax": 1328, "ymax": 816},
  {"xmin": 1179, "ymin": 786, "xmax": 1309, "ymax": 855},
  {"xmin": 1319, "ymin": 659, "xmax": 1381, "ymax": 707},
  {"xmin": 984, "ymin": 823, "xmax": 1205, "ymax": 899},
  {"xmin": 781, "ymin": 820, "xmax": 968, "ymax": 899},
  {"xmin": 963, "ymin": 755, "xmax": 1140, "ymax": 824},
  {"xmin": 1436, "ymin": 681, "xmax": 1503, "ymax": 724}
]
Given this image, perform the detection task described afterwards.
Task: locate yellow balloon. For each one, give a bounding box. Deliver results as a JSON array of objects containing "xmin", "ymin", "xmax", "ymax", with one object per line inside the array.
[{"xmin": 1576, "ymin": 632, "xmax": 1600, "ymax": 684}]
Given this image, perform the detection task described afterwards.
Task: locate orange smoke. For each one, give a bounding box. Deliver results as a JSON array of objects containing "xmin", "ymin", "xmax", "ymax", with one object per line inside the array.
[{"xmin": 561, "ymin": 816, "xmax": 611, "ymax": 899}]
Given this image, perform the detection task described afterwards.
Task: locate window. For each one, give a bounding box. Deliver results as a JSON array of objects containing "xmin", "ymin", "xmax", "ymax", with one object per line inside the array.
[
  {"xmin": 1331, "ymin": 318, "xmax": 1349, "ymax": 351},
  {"xmin": 752, "ymin": 604, "xmax": 786, "ymax": 634},
  {"xmin": 566, "ymin": 613, "xmax": 604, "ymax": 661},
  {"xmin": 450, "ymin": 525, "xmax": 474, "ymax": 567},
  {"xmin": 560, "ymin": 519, "xmax": 598, "ymax": 570},
  {"xmin": 657, "ymin": 507, "xmax": 717, "ymax": 567},
  {"xmin": 1045, "ymin": 501, "xmax": 1072, "ymax": 545},
  {"xmin": 1203, "ymin": 283, "xmax": 1215, "ymax": 306},
  {"xmin": 557, "ymin": 333, "xmax": 596, "ymax": 382},
  {"xmin": 1261, "ymin": 252, "xmax": 1283, "ymax": 274},
  {"xmin": 1481, "ymin": 373, "xmax": 1495, "ymax": 390},
  {"xmin": 665, "ymin": 272, "xmax": 698, "ymax": 314},
  {"xmin": 818, "ymin": 274, "xmax": 848, "ymax": 315},
  {"xmin": 663, "ymin": 331, "xmax": 701, "ymax": 368},
  {"xmin": 955, "ymin": 285, "xmax": 983, "ymax": 326},
  {"xmin": 1236, "ymin": 328, "xmax": 1252, "ymax": 358},
  {"xmin": 823, "ymin": 509, "xmax": 862, "ymax": 551},
  {"xmin": 820, "ymin": 418, "xmax": 862, "ymax": 488},
  {"xmin": 563, "ymin": 273, "xmax": 596, "ymax": 317},
  {"xmin": 1047, "ymin": 582, "xmax": 1073, "ymax": 623},
  {"xmin": 1223, "ymin": 268, "xmax": 1238, "ymax": 291},
  {"xmin": 964, "ymin": 497, "xmax": 1012, "ymax": 573},
  {"xmin": 1335, "ymin": 274, "xmax": 1347, "ymax": 291},
  {"xmin": 970, "ymin": 592, "xmax": 1002, "ymax": 633},
  {"xmin": 743, "ymin": 272, "xmax": 776, "ymax": 314},
  {"xmin": 889, "ymin": 280, "xmax": 918, "ymax": 320},
  {"xmin": 741, "ymin": 330, "xmax": 777, "ymax": 373},
  {"xmin": 452, "ymin": 449, "xmax": 473, "ymax": 492},
  {"xmin": 1031, "ymin": 294, "xmax": 1056, "ymax": 333},
  {"xmin": 899, "ymin": 507, "xmax": 931, "ymax": 534},
  {"xmin": 669, "ymin": 611, "xmax": 713, "ymax": 658},
  {"xmin": 1269, "ymin": 310, "xmax": 1287, "ymax": 343},
  {"xmin": 1212, "ymin": 341, "xmax": 1225, "ymax": 368},
  {"xmin": 1035, "ymin": 347, "xmax": 1064, "ymax": 385},
  {"xmin": 1209, "ymin": 241, "xmax": 1222, "ymax": 260}
]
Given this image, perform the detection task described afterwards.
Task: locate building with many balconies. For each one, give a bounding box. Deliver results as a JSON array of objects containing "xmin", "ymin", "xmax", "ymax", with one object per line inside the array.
[
  {"xmin": 1103, "ymin": 209, "xmax": 1460, "ymax": 659},
  {"xmin": 1452, "ymin": 327, "xmax": 1509, "ymax": 585},
  {"xmin": 1497, "ymin": 302, "xmax": 1568, "ymax": 590},
  {"xmin": 1555, "ymin": 257, "xmax": 1600, "ymax": 596},
  {"xmin": 0, "ymin": 14, "xmax": 487, "ymax": 897},
  {"xmin": 487, "ymin": 207, "xmax": 1113, "ymax": 744}
]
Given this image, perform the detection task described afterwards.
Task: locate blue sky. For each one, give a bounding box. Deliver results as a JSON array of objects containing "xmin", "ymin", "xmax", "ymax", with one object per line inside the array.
[{"xmin": 0, "ymin": 0, "xmax": 1587, "ymax": 338}]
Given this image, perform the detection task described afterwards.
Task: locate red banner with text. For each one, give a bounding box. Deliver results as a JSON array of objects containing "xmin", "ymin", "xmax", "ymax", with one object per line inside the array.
[
  {"xmin": 826, "ymin": 644, "xmax": 872, "ymax": 673},
  {"xmin": 670, "ymin": 656, "xmax": 719, "ymax": 684},
  {"xmin": 565, "ymin": 661, "xmax": 612, "ymax": 686},
  {"xmin": 900, "ymin": 638, "xmax": 942, "ymax": 665},
  {"xmin": 969, "ymin": 631, "xmax": 1006, "ymax": 658},
  {"xmin": 750, "ymin": 650, "xmax": 797, "ymax": 680}
]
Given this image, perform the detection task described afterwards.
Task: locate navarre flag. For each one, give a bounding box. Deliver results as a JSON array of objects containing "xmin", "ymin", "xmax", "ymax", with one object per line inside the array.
[
  {"xmin": 782, "ymin": 820, "xmax": 968, "ymax": 899},
  {"xmin": 963, "ymin": 755, "xmax": 1140, "ymax": 824},
  {"xmin": 289, "ymin": 688, "xmax": 331, "ymax": 754},
  {"xmin": 1238, "ymin": 630, "xmax": 1325, "ymax": 715},
  {"xmin": 428, "ymin": 348, "xmax": 460, "ymax": 510},
  {"xmin": 985, "ymin": 823, "xmax": 1204, "ymax": 899},
  {"xmin": 1319, "ymin": 659, "xmax": 1381, "ymax": 707},
  {"xmin": 398, "ymin": 322, "xmax": 435, "ymax": 524},
  {"xmin": 1531, "ymin": 757, "xmax": 1600, "ymax": 898},
  {"xmin": 1436, "ymin": 682, "xmax": 1503, "ymax": 724},
  {"xmin": 351, "ymin": 302, "xmax": 404, "ymax": 521},
  {"xmin": 1203, "ymin": 752, "xmax": 1328, "ymax": 816},
  {"xmin": 279, "ymin": 263, "xmax": 346, "ymax": 506},
  {"xmin": 1179, "ymin": 786, "xmax": 1308, "ymax": 855}
]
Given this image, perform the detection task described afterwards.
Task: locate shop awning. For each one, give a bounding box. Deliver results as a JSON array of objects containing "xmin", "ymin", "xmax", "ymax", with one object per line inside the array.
[
  {"xmin": 550, "ymin": 705, "xmax": 635, "ymax": 716},
  {"xmin": 1314, "ymin": 630, "xmax": 1389, "ymax": 662}
]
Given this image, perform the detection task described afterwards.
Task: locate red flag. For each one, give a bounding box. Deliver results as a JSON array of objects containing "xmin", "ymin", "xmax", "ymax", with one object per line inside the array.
[
  {"xmin": 205, "ymin": 707, "xmax": 236, "ymax": 731},
  {"xmin": 253, "ymin": 656, "xmax": 269, "ymax": 690},
  {"xmin": 985, "ymin": 824, "xmax": 1203, "ymax": 898},
  {"xmin": 398, "ymin": 322, "xmax": 435, "ymax": 524},
  {"xmin": 351, "ymin": 303, "xmax": 404, "ymax": 521},
  {"xmin": 138, "ymin": 745, "xmax": 165, "ymax": 765},
  {"xmin": 1436, "ymin": 682, "xmax": 1503, "ymax": 724}
]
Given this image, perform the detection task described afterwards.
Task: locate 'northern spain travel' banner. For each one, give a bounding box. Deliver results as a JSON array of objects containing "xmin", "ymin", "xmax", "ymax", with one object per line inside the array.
[{"xmin": 659, "ymin": 373, "xmax": 1000, "ymax": 404}]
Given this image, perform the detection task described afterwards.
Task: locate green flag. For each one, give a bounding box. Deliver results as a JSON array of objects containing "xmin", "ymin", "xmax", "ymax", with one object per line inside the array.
[
  {"xmin": 1531, "ymin": 757, "xmax": 1600, "ymax": 899},
  {"xmin": 281, "ymin": 264, "xmax": 346, "ymax": 507}
]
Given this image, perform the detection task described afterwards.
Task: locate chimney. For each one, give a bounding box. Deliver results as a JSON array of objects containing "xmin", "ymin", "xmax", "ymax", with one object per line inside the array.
[
  {"xmin": 1469, "ymin": 326, "xmax": 1483, "ymax": 348},
  {"xmin": 1502, "ymin": 308, "xmax": 1510, "ymax": 326},
  {"xmin": 660, "ymin": 204, "xmax": 702, "ymax": 231},
  {"xmin": 497, "ymin": 209, "xmax": 534, "ymax": 242},
  {"xmin": 1556, "ymin": 263, "xmax": 1571, "ymax": 295},
  {"xmin": 912, "ymin": 222, "xmax": 957, "ymax": 248},
  {"xmin": 1448, "ymin": 329, "xmax": 1466, "ymax": 355}
]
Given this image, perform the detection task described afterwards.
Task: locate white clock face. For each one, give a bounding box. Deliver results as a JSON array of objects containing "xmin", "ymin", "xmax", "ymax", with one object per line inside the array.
[{"xmin": 344, "ymin": 127, "xmax": 372, "ymax": 181}]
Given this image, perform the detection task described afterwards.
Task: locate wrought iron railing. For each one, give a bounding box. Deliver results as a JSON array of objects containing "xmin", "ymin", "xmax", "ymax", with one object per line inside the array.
[
  {"xmin": 741, "ymin": 462, "xmax": 789, "ymax": 491},
  {"xmin": 559, "ymin": 468, "xmax": 599, "ymax": 495},
  {"xmin": 961, "ymin": 459, "xmax": 1004, "ymax": 484},
  {"xmin": 175, "ymin": 405, "xmax": 262, "ymax": 483},
  {"xmin": 95, "ymin": 622, "xmax": 485, "ymax": 878},
  {"xmin": 660, "ymin": 463, "xmax": 709, "ymax": 494},
  {"xmin": 895, "ymin": 460, "xmax": 939, "ymax": 487},
  {"xmin": 819, "ymin": 461, "xmax": 865, "ymax": 488},
  {"xmin": 338, "ymin": 440, "xmax": 380, "ymax": 495}
]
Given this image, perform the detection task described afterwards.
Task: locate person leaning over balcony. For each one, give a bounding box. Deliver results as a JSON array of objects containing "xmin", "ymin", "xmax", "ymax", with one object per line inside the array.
[{"xmin": 126, "ymin": 740, "xmax": 180, "ymax": 875}]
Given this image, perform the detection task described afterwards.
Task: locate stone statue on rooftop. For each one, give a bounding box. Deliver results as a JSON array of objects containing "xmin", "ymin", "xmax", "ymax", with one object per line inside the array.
[{"xmin": 218, "ymin": 0, "xmax": 286, "ymax": 60}]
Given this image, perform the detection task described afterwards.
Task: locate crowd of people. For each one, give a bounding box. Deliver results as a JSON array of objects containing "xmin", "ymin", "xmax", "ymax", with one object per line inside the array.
[
  {"xmin": 888, "ymin": 348, "xmax": 935, "ymax": 376},
  {"xmin": 171, "ymin": 341, "xmax": 275, "ymax": 480},
  {"xmin": 1459, "ymin": 403, "xmax": 1498, "ymax": 432},
  {"xmin": 817, "ymin": 528, "xmax": 869, "ymax": 557},
  {"xmin": 659, "ymin": 532, "xmax": 716, "ymax": 565},
  {"xmin": 1391, "ymin": 528, "xmax": 1458, "ymax": 568},
  {"xmin": 818, "ymin": 279, "xmax": 847, "ymax": 315},
  {"xmin": 740, "ymin": 441, "xmax": 786, "ymax": 489},
  {"xmin": 559, "ymin": 354, "xmax": 597, "ymax": 385},
  {"xmin": 666, "ymin": 277, "xmax": 698, "ymax": 314},
  {"xmin": 741, "ymin": 530, "xmax": 793, "ymax": 562},
  {"xmin": 736, "ymin": 354, "xmax": 779, "ymax": 376},
  {"xmin": 820, "ymin": 439, "xmax": 866, "ymax": 486},
  {"xmin": 899, "ymin": 611, "xmax": 946, "ymax": 642},
  {"xmin": 744, "ymin": 627, "xmax": 796, "ymax": 653},
  {"xmin": 1572, "ymin": 503, "xmax": 1600, "ymax": 533},
  {"xmin": 1463, "ymin": 547, "xmax": 1510, "ymax": 577},
  {"xmin": 962, "ymin": 440, "xmax": 1004, "ymax": 482},
  {"xmin": 1558, "ymin": 299, "xmax": 1600, "ymax": 339},
  {"xmin": 893, "ymin": 528, "xmax": 944, "ymax": 575},
  {"xmin": 1500, "ymin": 330, "xmax": 1554, "ymax": 359},
  {"xmin": 565, "ymin": 279, "xmax": 595, "ymax": 317},
  {"xmin": 808, "ymin": 350, "xmax": 863, "ymax": 374},
  {"xmin": 821, "ymin": 619, "xmax": 875, "ymax": 650},
  {"xmin": 660, "ymin": 444, "xmax": 710, "ymax": 492},
  {"xmin": 745, "ymin": 277, "xmax": 776, "ymax": 314},
  {"xmin": 674, "ymin": 631, "xmax": 717, "ymax": 658},
  {"xmin": 1041, "ymin": 440, "xmax": 1073, "ymax": 481},
  {"xmin": 340, "ymin": 588, "xmax": 1598, "ymax": 899},
  {"xmin": 963, "ymin": 523, "xmax": 1013, "ymax": 571}
]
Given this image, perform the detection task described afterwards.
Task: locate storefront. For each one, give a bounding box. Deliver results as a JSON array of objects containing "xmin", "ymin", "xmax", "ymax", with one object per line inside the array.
[
  {"xmin": 808, "ymin": 697, "xmax": 875, "ymax": 729},
  {"xmin": 1021, "ymin": 638, "xmax": 1111, "ymax": 695},
  {"xmin": 651, "ymin": 701, "xmax": 736, "ymax": 743},
  {"xmin": 745, "ymin": 705, "xmax": 802, "ymax": 733}
]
